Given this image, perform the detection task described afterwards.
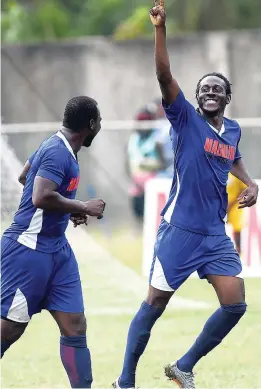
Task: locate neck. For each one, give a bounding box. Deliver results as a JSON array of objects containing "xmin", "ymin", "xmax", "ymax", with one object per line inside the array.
[
  {"xmin": 60, "ymin": 127, "xmax": 83, "ymax": 153},
  {"xmin": 199, "ymin": 109, "xmax": 224, "ymax": 132}
]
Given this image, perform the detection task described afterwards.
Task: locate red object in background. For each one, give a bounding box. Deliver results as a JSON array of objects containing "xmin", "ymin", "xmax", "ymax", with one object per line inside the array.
[{"xmin": 156, "ymin": 192, "xmax": 167, "ymax": 232}]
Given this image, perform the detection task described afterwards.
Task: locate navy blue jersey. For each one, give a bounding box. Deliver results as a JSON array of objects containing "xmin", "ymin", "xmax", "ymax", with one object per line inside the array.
[
  {"xmin": 4, "ymin": 131, "xmax": 80, "ymax": 252},
  {"xmin": 161, "ymin": 90, "xmax": 242, "ymax": 235}
]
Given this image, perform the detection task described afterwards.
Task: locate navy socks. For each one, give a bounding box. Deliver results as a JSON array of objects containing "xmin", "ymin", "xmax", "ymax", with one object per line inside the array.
[
  {"xmin": 178, "ymin": 303, "xmax": 247, "ymax": 372},
  {"xmin": 119, "ymin": 302, "xmax": 164, "ymax": 388},
  {"xmin": 60, "ymin": 335, "xmax": 92, "ymax": 388}
]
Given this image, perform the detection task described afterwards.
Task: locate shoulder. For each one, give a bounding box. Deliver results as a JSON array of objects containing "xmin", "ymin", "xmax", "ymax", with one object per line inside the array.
[
  {"xmin": 224, "ymin": 117, "xmax": 241, "ymax": 131},
  {"xmin": 39, "ymin": 136, "xmax": 72, "ymax": 164}
]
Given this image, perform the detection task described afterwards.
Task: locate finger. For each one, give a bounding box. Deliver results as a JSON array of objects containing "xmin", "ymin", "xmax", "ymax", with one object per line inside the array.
[
  {"xmin": 246, "ymin": 200, "xmax": 256, "ymax": 208},
  {"xmin": 154, "ymin": 0, "xmax": 159, "ymax": 6},
  {"xmin": 238, "ymin": 203, "xmax": 248, "ymax": 209},
  {"xmin": 97, "ymin": 215, "xmax": 103, "ymax": 220},
  {"xmin": 160, "ymin": 0, "xmax": 165, "ymax": 7},
  {"xmin": 237, "ymin": 189, "xmax": 249, "ymax": 200},
  {"xmin": 238, "ymin": 198, "xmax": 254, "ymax": 209},
  {"xmin": 239, "ymin": 194, "xmax": 254, "ymax": 205}
]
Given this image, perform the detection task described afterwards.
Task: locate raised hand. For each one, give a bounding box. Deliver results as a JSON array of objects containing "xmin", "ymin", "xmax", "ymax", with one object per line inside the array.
[{"xmin": 150, "ymin": 0, "xmax": 166, "ymax": 27}]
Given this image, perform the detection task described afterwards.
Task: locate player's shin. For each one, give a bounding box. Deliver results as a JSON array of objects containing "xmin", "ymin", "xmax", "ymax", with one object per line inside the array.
[
  {"xmin": 119, "ymin": 302, "xmax": 164, "ymax": 388},
  {"xmin": 177, "ymin": 303, "xmax": 247, "ymax": 373},
  {"xmin": 60, "ymin": 335, "xmax": 92, "ymax": 388}
]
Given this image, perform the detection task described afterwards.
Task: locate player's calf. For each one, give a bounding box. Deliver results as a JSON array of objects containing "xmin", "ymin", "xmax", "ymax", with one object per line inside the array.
[
  {"xmin": 51, "ymin": 311, "xmax": 92, "ymax": 388},
  {"xmin": 1, "ymin": 318, "xmax": 28, "ymax": 358},
  {"xmin": 176, "ymin": 302, "xmax": 247, "ymax": 374}
]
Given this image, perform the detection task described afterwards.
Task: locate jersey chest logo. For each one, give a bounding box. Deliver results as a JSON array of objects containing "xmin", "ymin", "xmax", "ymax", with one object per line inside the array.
[
  {"xmin": 204, "ymin": 137, "xmax": 235, "ymax": 162},
  {"xmin": 67, "ymin": 176, "xmax": 80, "ymax": 191}
]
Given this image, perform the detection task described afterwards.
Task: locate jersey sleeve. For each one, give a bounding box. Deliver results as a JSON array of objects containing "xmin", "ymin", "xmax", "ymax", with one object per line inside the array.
[
  {"xmin": 162, "ymin": 90, "xmax": 194, "ymax": 132},
  {"xmin": 234, "ymin": 146, "xmax": 242, "ymax": 160},
  {"xmin": 234, "ymin": 125, "xmax": 242, "ymax": 161},
  {"xmin": 36, "ymin": 147, "xmax": 70, "ymax": 186}
]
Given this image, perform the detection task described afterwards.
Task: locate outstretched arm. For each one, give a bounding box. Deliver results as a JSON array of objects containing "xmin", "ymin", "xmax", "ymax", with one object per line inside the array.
[
  {"xmin": 231, "ymin": 158, "xmax": 259, "ymax": 208},
  {"xmin": 150, "ymin": 0, "xmax": 180, "ymax": 104}
]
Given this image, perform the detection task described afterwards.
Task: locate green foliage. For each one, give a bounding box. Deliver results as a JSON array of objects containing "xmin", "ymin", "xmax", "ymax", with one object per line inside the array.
[{"xmin": 1, "ymin": 0, "xmax": 261, "ymax": 44}]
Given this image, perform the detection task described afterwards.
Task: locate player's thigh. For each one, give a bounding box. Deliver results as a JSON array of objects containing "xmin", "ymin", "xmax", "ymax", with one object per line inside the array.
[
  {"xmin": 207, "ymin": 275, "xmax": 245, "ymax": 305},
  {"xmin": 1, "ymin": 237, "xmax": 53, "ymax": 324},
  {"xmin": 151, "ymin": 220, "xmax": 205, "ymax": 292},
  {"xmin": 45, "ymin": 243, "xmax": 84, "ymax": 319},
  {"xmin": 1, "ymin": 318, "xmax": 28, "ymax": 344}
]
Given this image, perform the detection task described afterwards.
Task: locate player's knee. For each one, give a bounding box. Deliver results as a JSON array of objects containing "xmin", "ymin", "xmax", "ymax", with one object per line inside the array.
[
  {"xmin": 146, "ymin": 290, "xmax": 172, "ymax": 309},
  {"xmin": 222, "ymin": 302, "xmax": 247, "ymax": 318},
  {"xmin": 1, "ymin": 318, "xmax": 27, "ymax": 344},
  {"xmin": 61, "ymin": 313, "xmax": 87, "ymax": 337}
]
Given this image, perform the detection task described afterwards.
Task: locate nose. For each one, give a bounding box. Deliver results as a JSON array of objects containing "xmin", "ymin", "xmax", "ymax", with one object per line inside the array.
[{"xmin": 207, "ymin": 89, "xmax": 216, "ymax": 96}]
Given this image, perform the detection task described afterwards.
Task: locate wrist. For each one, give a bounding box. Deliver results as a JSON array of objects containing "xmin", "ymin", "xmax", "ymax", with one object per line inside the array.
[
  {"xmin": 248, "ymin": 180, "xmax": 258, "ymax": 188},
  {"xmin": 155, "ymin": 24, "xmax": 166, "ymax": 30}
]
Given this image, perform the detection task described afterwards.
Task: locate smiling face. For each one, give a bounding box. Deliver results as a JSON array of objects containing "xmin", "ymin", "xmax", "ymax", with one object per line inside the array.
[{"xmin": 197, "ymin": 76, "xmax": 231, "ymax": 117}]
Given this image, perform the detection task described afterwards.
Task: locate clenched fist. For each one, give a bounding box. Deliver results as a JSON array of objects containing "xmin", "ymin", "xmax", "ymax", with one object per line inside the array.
[{"xmin": 150, "ymin": 0, "xmax": 166, "ymax": 27}]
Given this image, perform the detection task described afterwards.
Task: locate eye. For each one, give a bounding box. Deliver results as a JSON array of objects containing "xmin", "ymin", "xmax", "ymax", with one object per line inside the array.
[
  {"xmin": 213, "ymin": 85, "xmax": 223, "ymax": 93},
  {"xmin": 201, "ymin": 86, "xmax": 209, "ymax": 93}
]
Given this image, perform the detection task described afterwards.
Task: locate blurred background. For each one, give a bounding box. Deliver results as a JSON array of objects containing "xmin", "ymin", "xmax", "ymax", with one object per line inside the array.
[{"xmin": 1, "ymin": 1, "xmax": 261, "ymax": 388}]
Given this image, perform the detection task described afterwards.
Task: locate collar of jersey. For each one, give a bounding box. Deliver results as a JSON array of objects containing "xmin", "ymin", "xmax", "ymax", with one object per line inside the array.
[
  {"xmin": 56, "ymin": 130, "xmax": 77, "ymax": 160},
  {"xmin": 196, "ymin": 109, "xmax": 225, "ymax": 137},
  {"xmin": 207, "ymin": 121, "xmax": 225, "ymax": 137}
]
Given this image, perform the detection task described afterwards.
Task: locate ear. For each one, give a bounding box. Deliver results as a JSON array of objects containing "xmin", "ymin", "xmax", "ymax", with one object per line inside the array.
[
  {"xmin": 226, "ymin": 94, "xmax": 231, "ymax": 105},
  {"xmin": 89, "ymin": 118, "xmax": 95, "ymax": 132}
]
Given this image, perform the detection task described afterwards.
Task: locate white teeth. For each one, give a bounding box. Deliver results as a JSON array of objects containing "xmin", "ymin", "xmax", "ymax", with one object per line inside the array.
[{"xmin": 207, "ymin": 99, "xmax": 216, "ymax": 103}]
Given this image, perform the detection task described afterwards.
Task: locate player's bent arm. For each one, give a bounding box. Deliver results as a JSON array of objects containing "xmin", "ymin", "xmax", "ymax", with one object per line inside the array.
[
  {"xmin": 18, "ymin": 160, "xmax": 31, "ymax": 186},
  {"xmin": 32, "ymin": 176, "xmax": 88, "ymax": 214},
  {"xmin": 231, "ymin": 158, "xmax": 257, "ymax": 189},
  {"xmin": 32, "ymin": 176, "xmax": 105, "ymax": 218},
  {"xmin": 231, "ymin": 158, "xmax": 259, "ymax": 208},
  {"xmin": 155, "ymin": 25, "xmax": 180, "ymax": 105}
]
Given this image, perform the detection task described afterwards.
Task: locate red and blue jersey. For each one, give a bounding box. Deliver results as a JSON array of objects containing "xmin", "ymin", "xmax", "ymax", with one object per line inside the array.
[
  {"xmin": 4, "ymin": 131, "xmax": 80, "ymax": 252},
  {"xmin": 161, "ymin": 90, "xmax": 242, "ymax": 235}
]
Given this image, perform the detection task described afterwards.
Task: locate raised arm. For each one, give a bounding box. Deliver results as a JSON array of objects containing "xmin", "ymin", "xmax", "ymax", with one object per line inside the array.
[{"xmin": 150, "ymin": 0, "xmax": 180, "ymax": 105}]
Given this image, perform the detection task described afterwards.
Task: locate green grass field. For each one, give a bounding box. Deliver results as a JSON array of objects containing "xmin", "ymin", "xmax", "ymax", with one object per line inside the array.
[{"xmin": 1, "ymin": 225, "xmax": 261, "ymax": 388}]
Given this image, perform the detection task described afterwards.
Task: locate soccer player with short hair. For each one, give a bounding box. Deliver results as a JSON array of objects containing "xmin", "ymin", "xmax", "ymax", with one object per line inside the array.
[
  {"xmin": 113, "ymin": 1, "xmax": 259, "ymax": 388},
  {"xmin": 1, "ymin": 96, "xmax": 105, "ymax": 388}
]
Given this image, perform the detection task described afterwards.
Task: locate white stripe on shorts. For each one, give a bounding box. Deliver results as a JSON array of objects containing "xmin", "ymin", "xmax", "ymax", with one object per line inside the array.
[{"xmin": 150, "ymin": 257, "xmax": 175, "ymax": 292}]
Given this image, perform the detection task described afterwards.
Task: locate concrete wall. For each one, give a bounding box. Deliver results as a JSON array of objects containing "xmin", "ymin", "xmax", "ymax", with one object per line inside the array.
[{"xmin": 2, "ymin": 30, "xmax": 261, "ymax": 123}]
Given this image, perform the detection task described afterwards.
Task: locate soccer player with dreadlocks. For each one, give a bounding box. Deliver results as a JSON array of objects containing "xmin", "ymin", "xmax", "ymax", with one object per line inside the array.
[{"xmin": 113, "ymin": 1, "xmax": 259, "ymax": 388}]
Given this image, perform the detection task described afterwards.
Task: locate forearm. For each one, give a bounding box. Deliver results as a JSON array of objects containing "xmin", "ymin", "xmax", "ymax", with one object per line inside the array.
[
  {"xmin": 231, "ymin": 159, "xmax": 256, "ymax": 187},
  {"xmin": 33, "ymin": 191, "xmax": 87, "ymax": 214},
  {"xmin": 155, "ymin": 26, "xmax": 172, "ymax": 84}
]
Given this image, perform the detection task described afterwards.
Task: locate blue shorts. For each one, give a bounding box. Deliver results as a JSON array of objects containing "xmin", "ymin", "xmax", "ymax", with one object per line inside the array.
[
  {"xmin": 1, "ymin": 237, "xmax": 84, "ymax": 323},
  {"xmin": 150, "ymin": 219, "xmax": 242, "ymax": 291}
]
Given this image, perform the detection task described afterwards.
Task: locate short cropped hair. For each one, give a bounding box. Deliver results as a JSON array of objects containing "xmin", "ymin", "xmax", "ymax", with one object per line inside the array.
[
  {"xmin": 196, "ymin": 72, "xmax": 232, "ymax": 96},
  {"xmin": 63, "ymin": 96, "xmax": 98, "ymax": 132}
]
